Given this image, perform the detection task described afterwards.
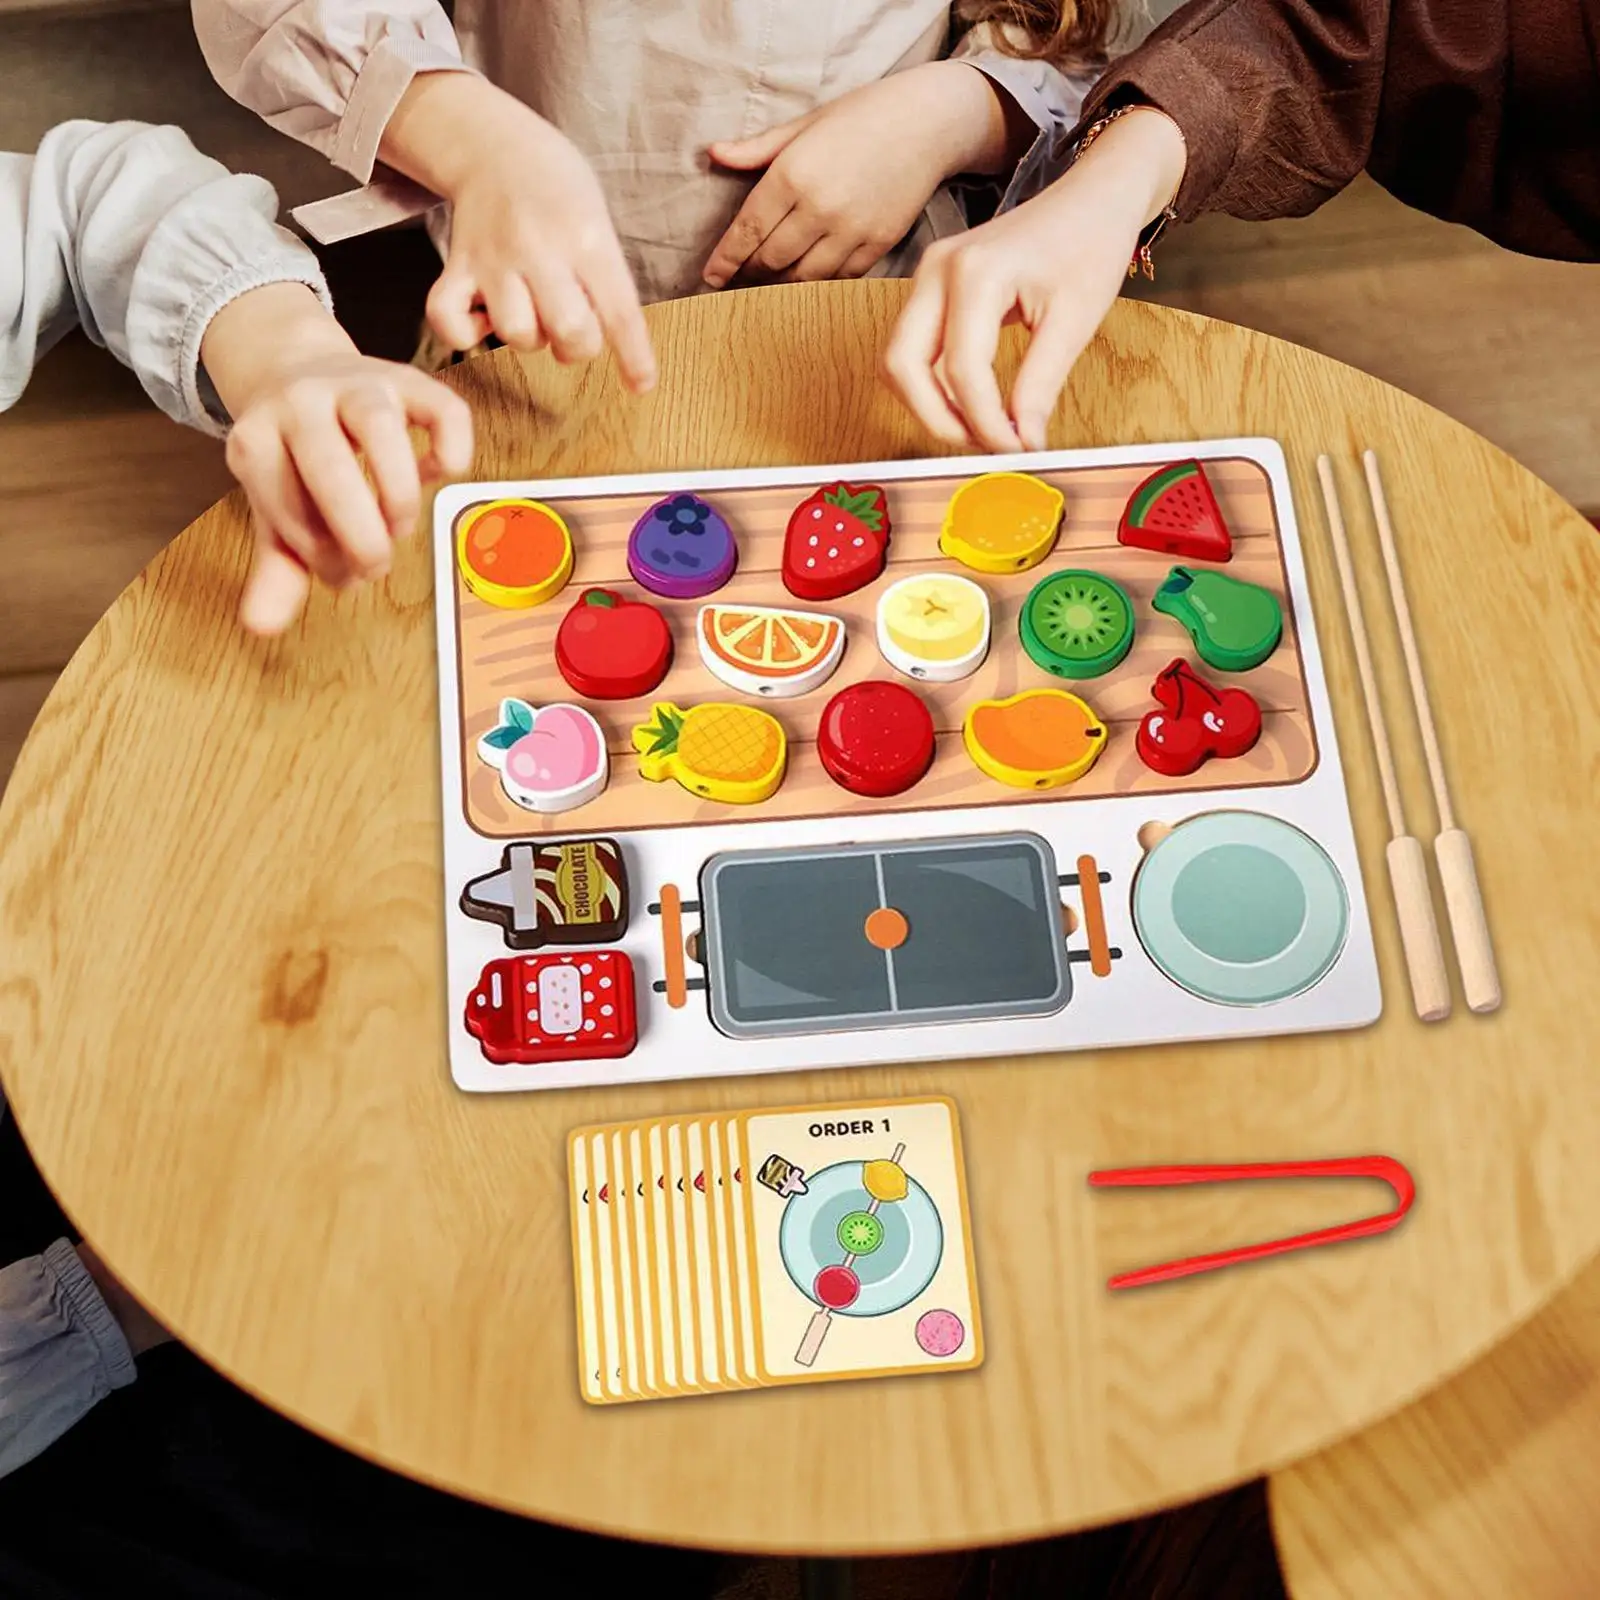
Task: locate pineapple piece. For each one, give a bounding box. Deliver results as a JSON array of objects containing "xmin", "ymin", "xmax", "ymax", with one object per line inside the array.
[{"xmin": 632, "ymin": 701, "xmax": 787, "ymax": 805}]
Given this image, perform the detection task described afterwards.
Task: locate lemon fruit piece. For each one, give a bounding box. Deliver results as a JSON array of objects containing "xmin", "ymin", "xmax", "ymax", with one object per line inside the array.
[
  {"xmin": 862, "ymin": 1159, "xmax": 909, "ymax": 1204},
  {"xmin": 940, "ymin": 472, "xmax": 1065, "ymax": 575}
]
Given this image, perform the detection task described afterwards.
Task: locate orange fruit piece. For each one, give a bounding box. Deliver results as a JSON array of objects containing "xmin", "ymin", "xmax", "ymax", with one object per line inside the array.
[
  {"xmin": 697, "ymin": 604, "xmax": 845, "ymax": 698},
  {"xmin": 963, "ymin": 689, "xmax": 1108, "ymax": 790},
  {"xmin": 456, "ymin": 499, "xmax": 574, "ymax": 608}
]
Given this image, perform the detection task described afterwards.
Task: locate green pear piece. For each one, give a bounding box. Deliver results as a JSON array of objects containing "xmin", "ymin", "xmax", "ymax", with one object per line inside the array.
[{"xmin": 1152, "ymin": 567, "xmax": 1283, "ymax": 672}]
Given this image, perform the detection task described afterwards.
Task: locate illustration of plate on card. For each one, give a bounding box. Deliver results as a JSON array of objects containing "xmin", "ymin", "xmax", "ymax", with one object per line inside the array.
[{"xmin": 778, "ymin": 1156, "xmax": 943, "ymax": 1321}]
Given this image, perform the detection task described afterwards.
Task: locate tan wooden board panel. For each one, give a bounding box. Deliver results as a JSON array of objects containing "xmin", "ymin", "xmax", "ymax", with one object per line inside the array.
[{"xmin": 452, "ymin": 456, "xmax": 1316, "ymax": 836}]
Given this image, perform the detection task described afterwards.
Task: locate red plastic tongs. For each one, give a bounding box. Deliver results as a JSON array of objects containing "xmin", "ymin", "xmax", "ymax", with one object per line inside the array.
[{"xmin": 1088, "ymin": 1156, "xmax": 1416, "ymax": 1290}]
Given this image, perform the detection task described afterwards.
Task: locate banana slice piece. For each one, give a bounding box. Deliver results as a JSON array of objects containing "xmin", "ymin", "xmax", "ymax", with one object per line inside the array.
[{"xmin": 875, "ymin": 573, "xmax": 992, "ymax": 682}]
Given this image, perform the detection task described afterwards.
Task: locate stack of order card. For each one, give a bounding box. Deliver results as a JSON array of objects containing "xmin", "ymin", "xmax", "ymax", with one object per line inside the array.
[{"xmin": 567, "ymin": 1096, "xmax": 982, "ymax": 1403}]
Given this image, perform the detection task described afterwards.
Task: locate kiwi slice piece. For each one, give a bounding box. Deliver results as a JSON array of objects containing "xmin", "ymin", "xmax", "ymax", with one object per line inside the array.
[
  {"xmin": 1020, "ymin": 570, "xmax": 1135, "ymax": 680},
  {"xmin": 837, "ymin": 1210, "xmax": 885, "ymax": 1257}
]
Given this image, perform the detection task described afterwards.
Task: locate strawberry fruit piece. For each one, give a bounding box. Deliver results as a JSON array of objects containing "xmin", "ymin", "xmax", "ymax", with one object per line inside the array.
[{"xmin": 783, "ymin": 483, "xmax": 891, "ymax": 601}]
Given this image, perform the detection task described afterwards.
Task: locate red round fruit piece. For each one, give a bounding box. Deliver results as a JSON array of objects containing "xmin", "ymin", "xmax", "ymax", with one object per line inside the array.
[
  {"xmin": 814, "ymin": 1264, "xmax": 861, "ymax": 1310},
  {"xmin": 817, "ymin": 681, "xmax": 935, "ymax": 797},
  {"xmin": 555, "ymin": 587, "xmax": 673, "ymax": 700}
]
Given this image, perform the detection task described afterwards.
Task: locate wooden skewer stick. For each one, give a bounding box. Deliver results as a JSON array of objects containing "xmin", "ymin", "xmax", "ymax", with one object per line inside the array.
[
  {"xmin": 1362, "ymin": 451, "xmax": 1502, "ymax": 1015},
  {"xmin": 1316, "ymin": 456, "xmax": 1451, "ymax": 1022},
  {"xmin": 796, "ymin": 1142, "xmax": 906, "ymax": 1368}
]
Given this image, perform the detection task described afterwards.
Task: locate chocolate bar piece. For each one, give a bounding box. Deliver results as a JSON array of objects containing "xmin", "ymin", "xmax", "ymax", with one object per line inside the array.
[{"xmin": 460, "ymin": 838, "xmax": 628, "ymax": 949}]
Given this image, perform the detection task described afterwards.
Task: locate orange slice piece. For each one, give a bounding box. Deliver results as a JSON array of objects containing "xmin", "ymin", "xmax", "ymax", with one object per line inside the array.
[{"xmin": 696, "ymin": 603, "xmax": 846, "ymax": 699}]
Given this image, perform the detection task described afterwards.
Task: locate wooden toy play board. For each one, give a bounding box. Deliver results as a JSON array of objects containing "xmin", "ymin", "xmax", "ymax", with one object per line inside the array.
[{"xmin": 433, "ymin": 440, "xmax": 1382, "ymax": 1094}]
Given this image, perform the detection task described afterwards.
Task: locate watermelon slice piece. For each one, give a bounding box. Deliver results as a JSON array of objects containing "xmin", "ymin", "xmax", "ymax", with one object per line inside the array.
[{"xmin": 1118, "ymin": 462, "xmax": 1233, "ymax": 562}]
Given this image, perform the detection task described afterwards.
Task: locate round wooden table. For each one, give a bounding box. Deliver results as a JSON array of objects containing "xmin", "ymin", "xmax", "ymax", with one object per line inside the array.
[{"xmin": 1, "ymin": 283, "xmax": 1595, "ymax": 1555}]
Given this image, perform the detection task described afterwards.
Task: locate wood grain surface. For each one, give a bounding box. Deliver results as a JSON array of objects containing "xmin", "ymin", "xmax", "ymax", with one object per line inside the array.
[
  {"xmin": 1271, "ymin": 1251, "xmax": 1600, "ymax": 1597},
  {"xmin": 454, "ymin": 458, "xmax": 1317, "ymax": 836},
  {"xmin": 1, "ymin": 283, "xmax": 1597, "ymax": 1555}
]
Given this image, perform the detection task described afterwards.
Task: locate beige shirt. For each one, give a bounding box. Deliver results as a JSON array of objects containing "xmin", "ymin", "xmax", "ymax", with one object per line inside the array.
[{"xmin": 193, "ymin": 1, "xmax": 1099, "ymax": 304}]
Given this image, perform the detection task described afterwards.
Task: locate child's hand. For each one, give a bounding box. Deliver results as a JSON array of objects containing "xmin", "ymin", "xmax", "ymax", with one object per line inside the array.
[
  {"xmin": 381, "ymin": 74, "xmax": 655, "ymax": 392},
  {"xmin": 704, "ymin": 62, "xmax": 1017, "ymax": 289},
  {"xmin": 883, "ymin": 107, "xmax": 1188, "ymax": 453},
  {"xmin": 201, "ymin": 283, "xmax": 474, "ymax": 636}
]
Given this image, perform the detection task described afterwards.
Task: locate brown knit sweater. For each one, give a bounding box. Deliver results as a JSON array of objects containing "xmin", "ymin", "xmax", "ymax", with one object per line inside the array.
[{"xmin": 1075, "ymin": 1, "xmax": 1600, "ymax": 261}]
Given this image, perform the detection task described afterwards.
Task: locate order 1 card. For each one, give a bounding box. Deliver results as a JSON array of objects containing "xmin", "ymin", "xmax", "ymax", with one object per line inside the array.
[
  {"xmin": 740, "ymin": 1097, "xmax": 983, "ymax": 1386},
  {"xmin": 569, "ymin": 1135, "xmax": 603, "ymax": 1403}
]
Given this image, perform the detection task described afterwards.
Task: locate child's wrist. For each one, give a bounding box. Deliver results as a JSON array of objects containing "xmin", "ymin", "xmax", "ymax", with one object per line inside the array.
[
  {"xmin": 380, "ymin": 72, "xmax": 542, "ymax": 196},
  {"xmin": 927, "ymin": 60, "xmax": 1026, "ymax": 181},
  {"xmin": 202, "ymin": 282, "xmax": 354, "ymax": 419},
  {"xmin": 944, "ymin": 62, "xmax": 1042, "ymax": 180},
  {"xmin": 1080, "ymin": 105, "xmax": 1189, "ymax": 226}
]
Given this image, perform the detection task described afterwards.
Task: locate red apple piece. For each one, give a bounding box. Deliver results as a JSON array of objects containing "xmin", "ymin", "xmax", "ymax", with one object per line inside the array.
[{"xmin": 555, "ymin": 587, "xmax": 673, "ymax": 700}]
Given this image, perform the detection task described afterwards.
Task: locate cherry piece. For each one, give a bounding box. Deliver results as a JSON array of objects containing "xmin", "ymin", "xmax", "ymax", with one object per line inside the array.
[{"xmin": 1135, "ymin": 659, "xmax": 1263, "ymax": 777}]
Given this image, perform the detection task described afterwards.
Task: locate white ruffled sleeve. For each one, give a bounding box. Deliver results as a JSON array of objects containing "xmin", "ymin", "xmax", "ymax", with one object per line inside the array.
[{"xmin": 0, "ymin": 120, "xmax": 331, "ymax": 436}]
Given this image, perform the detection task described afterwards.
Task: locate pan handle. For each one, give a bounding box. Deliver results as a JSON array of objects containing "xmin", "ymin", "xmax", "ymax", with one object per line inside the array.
[
  {"xmin": 1075, "ymin": 855, "xmax": 1113, "ymax": 978},
  {"xmin": 657, "ymin": 883, "xmax": 688, "ymax": 1009}
]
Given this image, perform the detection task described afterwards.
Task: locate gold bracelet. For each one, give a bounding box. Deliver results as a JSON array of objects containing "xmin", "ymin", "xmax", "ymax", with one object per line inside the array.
[{"xmin": 1076, "ymin": 104, "xmax": 1185, "ymax": 282}]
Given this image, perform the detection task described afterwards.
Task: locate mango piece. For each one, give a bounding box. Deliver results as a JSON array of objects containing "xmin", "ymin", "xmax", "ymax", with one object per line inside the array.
[{"xmin": 963, "ymin": 689, "xmax": 1108, "ymax": 790}]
